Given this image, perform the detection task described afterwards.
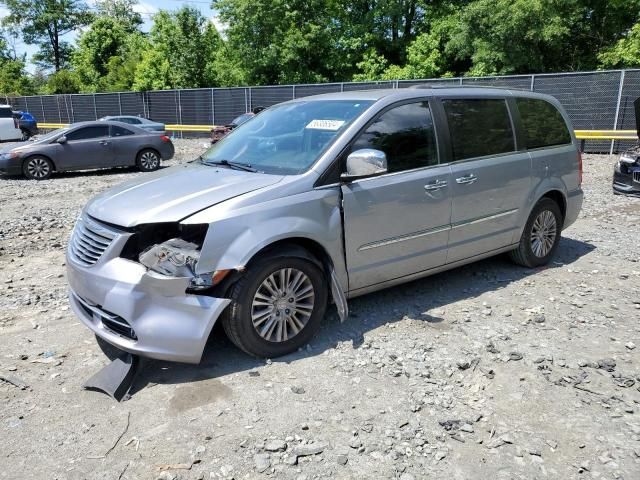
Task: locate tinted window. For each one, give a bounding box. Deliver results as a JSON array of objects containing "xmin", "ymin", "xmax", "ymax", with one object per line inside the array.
[
  {"xmin": 66, "ymin": 126, "xmax": 109, "ymax": 141},
  {"xmin": 516, "ymin": 98, "xmax": 572, "ymax": 149},
  {"xmin": 443, "ymin": 99, "xmax": 515, "ymax": 161},
  {"xmin": 0, "ymin": 107, "xmax": 13, "ymax": 118},
  {"xmin": 350, "ymin": 102, "xmax": 438, "ymax": 173},
  {"xmin": 111, "ymin": 125, "xmax": 134, "ymax": 137}
]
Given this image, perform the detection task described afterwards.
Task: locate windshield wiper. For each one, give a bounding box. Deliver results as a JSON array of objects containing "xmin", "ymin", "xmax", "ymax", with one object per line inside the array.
[{"xmin": 204, "ymin": 159, "xmax": 258, "ymax": 172}]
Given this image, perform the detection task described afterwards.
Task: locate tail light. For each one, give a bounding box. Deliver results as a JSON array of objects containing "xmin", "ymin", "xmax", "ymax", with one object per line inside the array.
[
  {"xmin": 160, "ymin": 135, "xmax": 171, "ymax": 143},
  {"xmin": 577, "ymin": 150, "xmax": 583, "ymax": 187}
]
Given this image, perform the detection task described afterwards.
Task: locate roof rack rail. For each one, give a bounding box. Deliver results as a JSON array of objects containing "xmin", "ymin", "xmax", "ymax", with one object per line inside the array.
[{"xmin": 408, "ymin": 84, "xmax": 514, "ymax": 90}]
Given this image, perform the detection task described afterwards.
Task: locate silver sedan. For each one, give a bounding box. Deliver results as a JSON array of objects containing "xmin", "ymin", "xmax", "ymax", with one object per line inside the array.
[{"xmin": 0, "ymin": 120, "xmax": 175, "ymax": 180}]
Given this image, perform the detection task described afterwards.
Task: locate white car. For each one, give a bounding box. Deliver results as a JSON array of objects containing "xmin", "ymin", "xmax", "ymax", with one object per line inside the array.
[{"xmin": 0, "ymin": 105, "xmax": 23, "ymax": 141}]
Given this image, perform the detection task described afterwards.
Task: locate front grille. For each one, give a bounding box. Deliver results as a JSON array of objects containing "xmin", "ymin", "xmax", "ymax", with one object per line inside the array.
[
  {"xmin": 633, "ymin": 171, "xmax": 640, "ymax": 183},
  {"xmin": 69, "ymin": 216, "xmax": 118, "ymax": 266},
  {"xmin": 74, "ymin": 294, "xmax": 137, "ymax": 340}
]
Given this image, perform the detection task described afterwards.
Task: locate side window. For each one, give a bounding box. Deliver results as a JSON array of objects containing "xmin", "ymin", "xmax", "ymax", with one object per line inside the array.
[
  {"xmin": 516, "ymin": 98, "xmax": 572, "ymax": 149},
  {"xmin": 128, "ymin": 118, "xmax": 142, "ymax": 124},
  {"xmin": 349, "ymin": 101, "xmax": 438, "ymax": 173},
  {"xmin": 111, "ymin": 125, "xmax": 134, "ymax": 137},
  {"xmin": 66, "ymin": 126, "xmax": 110, "ymax": 141},
  {"xmin": 0, "ymin": 107, "xmax": 14, "ymax": 118},
  {"xmin": 443, "ymin": 99, "xmax": 515, "ymax": 161}
]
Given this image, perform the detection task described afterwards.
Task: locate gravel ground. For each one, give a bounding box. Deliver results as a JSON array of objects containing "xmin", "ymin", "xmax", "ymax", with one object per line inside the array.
[{"xmin": 1, "ymin": 140, "xmax": 639, "ymax": 480}]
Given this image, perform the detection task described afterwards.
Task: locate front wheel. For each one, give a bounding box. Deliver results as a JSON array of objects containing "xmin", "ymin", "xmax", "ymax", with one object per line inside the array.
[
  {"xmin": 23, "ymin": 155, "xmax": 53, "ymax": 180},
  {"xmin": 136, "ymin": 149, "xmax": 160, "ymax": 172},
  {"xmin": 222, "ymin": 255, "xmax": 328, "ymax": 358},
  {"xmin": 510, "ymin": 198, "xmax": 562, "ymax": 268}
]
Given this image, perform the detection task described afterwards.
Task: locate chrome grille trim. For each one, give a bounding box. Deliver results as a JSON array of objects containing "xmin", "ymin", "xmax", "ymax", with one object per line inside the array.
[
  {"xmin": 633, "ymin": 171, "xmax": 640, "ymax": 183},
  {"xmin": 69, "ymin": 215, "xmax": 121, "ymax": 267}
]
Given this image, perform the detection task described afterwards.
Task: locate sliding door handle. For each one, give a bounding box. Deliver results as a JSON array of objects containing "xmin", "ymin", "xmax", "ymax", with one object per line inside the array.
[{"xmin": 455, "ymin": 174, "xmax": 477, "ymax": 184}]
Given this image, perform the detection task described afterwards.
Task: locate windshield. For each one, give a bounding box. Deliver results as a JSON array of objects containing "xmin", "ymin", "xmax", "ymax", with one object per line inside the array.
[
  {"xmin": 201, "ymin": 100, "xmax": 373, "ymax": 175},
  {"xmin": 231, "ymin": 113, "xmax": 254, "ymax": 125}
]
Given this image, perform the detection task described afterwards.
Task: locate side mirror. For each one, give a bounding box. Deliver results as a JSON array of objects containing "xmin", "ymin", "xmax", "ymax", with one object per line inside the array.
[
  {"xmin": 341, "ymin": 149, "xmax": 388, "ymax": 180},
  {"xmin": 56, "ymin": 136, "xmax": 67, "ymax": 144}
]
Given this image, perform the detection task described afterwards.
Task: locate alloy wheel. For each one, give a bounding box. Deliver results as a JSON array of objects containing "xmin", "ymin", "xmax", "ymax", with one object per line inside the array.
[
  {"xmin": 140, "ymin": 151, "xmax": 159, "ymax": 170},
  {"xmin": 530, "ymin": 210, "xmax": 557, "ymax": 257},
  {"xmin": 27, "ymin": 158, "xmax": 50, "ymax": 179},
  {"xmin": 251, "ymin": 268, "xmax": 315, "ymax": 343}
]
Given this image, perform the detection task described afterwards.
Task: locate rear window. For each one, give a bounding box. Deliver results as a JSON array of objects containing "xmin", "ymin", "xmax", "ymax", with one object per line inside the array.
[
  {"xmin": 0, "ymin": 107, "xmax": 13, "ymax": 118},
  {"xmin": 443, "ymin": 99, "xmax": 515, "ymax": 161},
  {"xmin": 516, "ymin": 98, "xmax": 572, "ymax": 149}
]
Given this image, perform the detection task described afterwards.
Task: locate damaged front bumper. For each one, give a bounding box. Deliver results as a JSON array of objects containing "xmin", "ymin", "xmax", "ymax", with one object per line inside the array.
[{"xmin": 67, "ymin": 254, "xmax": 230, "ymax": 364}]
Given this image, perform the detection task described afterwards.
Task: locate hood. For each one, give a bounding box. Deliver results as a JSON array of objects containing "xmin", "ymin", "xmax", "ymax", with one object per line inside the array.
[{"xmin": 86, "ymin": 162, "xmax": 284, "ymax": 227}]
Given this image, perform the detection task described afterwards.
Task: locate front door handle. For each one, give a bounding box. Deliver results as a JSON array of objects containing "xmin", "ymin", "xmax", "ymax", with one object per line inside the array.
[
  {"xmin": 99, "ymin": 140, "xmax": 110, "ymax": 146},
  {"xmin": 455, "ymin": 174, "xmax": 477, "ymax": 184},
  {"xmin": 424, "ymin": 180, "xmax": 448, "ymax": 191}
]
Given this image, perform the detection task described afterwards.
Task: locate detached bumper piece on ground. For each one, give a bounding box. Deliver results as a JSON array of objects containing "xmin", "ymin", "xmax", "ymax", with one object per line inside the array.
[{"xmin": 82, "ymin": 352, "xmax": 139, "ymax": 402}]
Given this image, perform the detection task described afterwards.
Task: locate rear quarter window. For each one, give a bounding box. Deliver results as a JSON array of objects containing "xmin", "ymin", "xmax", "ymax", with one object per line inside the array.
[
  {"xmin": 516, "ymin": 98, "xmax": 572, "ymax": 149},
  {"xmin": 0, "ymin": 107, "xmax": 14, "ymax": 118}
]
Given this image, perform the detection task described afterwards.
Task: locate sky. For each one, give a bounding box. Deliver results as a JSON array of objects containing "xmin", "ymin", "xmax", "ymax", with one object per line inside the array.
[{"xmin": 0, "ymin": 0, "xmax": 220, "ymax": 73}]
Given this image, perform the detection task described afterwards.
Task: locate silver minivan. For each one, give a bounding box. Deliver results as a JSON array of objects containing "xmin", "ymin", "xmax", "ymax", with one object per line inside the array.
[{"xmin": 66, "ymin": 88, "xmax": 583, "ymax": 363}]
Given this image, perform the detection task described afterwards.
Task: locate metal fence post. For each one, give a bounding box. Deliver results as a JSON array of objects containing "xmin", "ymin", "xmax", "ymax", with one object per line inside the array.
[
  {"xmin": 118, "ymin": 93, "xmax": 122, "ymax": 115},
  {"xmin": 292, "ymin": 85, "xmax": 296, "ymax": 100},
  {"xmin": 92, "ymin": 94, "xmax": 98, "ymax": 120},
  {"xmin": 530, "ymin": 75, "xmax": 535, "ymax": 91},
  {"xmin": 459, "ymin": 77, "xmax": 463, "ymax": 85},
  {"xmin": 611, "ymin": 70, "xmax": 625, "ymax": 155},
  {"xmin": 40, "ymin": 96, "xmax": 46, "ymax": 122},
  {"xmin": 69, "ymin": 95, "xmax": 75, "ymax": 123},
  {"xmin": 247, "ymin": 87, "xmax": 251, "ymax": 111},
  {"xmin": 211, "ymin": 88, "xmax": 215, "ymax": 125},
  {"xmin": 340, "ymin": 83, "xmax": 344, "ymax": 92}
]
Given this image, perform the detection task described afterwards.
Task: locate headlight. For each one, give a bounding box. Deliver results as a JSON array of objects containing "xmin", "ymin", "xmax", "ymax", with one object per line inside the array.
[
  {"xmin": 0, "ymin": 152, "xmax": 18, "ymax": 161},
  {"xmin": 139, "ymin": 238, "xmax": 200, "ymax": 277},
  {"xmin": 620, "ymin": 154, "xmax": 637, "ymax": 165},
  {"xmin": 138, "ymin": 238, "xmax": 230, "ymax": 291}
]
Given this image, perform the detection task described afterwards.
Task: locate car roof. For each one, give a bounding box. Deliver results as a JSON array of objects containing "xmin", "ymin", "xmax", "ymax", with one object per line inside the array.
[
  {"xmin": 68, "ymin": 120, "xmax": 150, "ymax": 133},
  {"xmin": 284, "ymin": 86, "xmax": 553, "ymax": 103}
]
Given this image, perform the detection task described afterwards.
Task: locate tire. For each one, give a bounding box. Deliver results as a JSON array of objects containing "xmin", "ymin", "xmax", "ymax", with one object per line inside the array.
[
  {"xmin": 23, "ymin": 155, "xmax": 53, "ymax": 180},
  {"xmin": 222, "ymin": 255, "xmax": 328, "ymax": 358},
  {"xmin": 20, "ymin": 128, "xmax": 31, "ymax": 141},
  {"xmin": 510, "ymin": 198, "xmax": 563, "ymax": 268},
  {"xmin": 136, "ymin": 149, "xmax": 161, "ymax": 172}
]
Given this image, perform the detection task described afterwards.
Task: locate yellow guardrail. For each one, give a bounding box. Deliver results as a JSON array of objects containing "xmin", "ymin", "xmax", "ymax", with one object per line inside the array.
[
  {"xmin": 36, "ymin": 123, "xmax": 640, "ymax": 140},
  {"xmin": 574, "ymin": 129, "xmax": 637, "ymax": 140}
]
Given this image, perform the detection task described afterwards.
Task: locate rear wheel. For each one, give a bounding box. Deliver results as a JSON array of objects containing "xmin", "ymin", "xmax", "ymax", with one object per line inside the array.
[
  {"xmin": 136, "ymin": 149, "xmax": 160, "ymax": 172},
  {"xmin": 23, "ymin": 155, "xmax": 53, "ymax": 180},
  {"xmin": 510, "ymin": 198, "xmax": 562, "ymax": 267},
  {"xmin": 20, "ymin": 128, "xmax": 31, "ymax": 141},
  {"xmin": 222, "ymin": 255, "xmax": 328, "ymax": 358}
]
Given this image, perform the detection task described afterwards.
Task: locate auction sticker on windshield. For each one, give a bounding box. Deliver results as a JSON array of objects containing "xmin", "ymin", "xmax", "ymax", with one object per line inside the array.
[{"xmin": 305, "ymin": 119, "xmax": 345, "ymax": 130}]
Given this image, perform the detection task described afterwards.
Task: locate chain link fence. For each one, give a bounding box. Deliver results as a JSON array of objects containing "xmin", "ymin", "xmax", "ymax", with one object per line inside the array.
[{"xmin": 5, "ymin": 69, "xmax": 639, "ymax": 153}]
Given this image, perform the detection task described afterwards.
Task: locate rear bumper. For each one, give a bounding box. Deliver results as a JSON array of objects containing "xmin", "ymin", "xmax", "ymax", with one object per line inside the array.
[
  {"xmin": 563, "ymin": 188, "xmax": 583, "ymax": 229},
  {"xmin": 66, "ymin": 253, "xmax": 230, "ymax": 364},
  {"xmin": 161, "ymin": 142, "xmax": 175, "ymax": 160}
]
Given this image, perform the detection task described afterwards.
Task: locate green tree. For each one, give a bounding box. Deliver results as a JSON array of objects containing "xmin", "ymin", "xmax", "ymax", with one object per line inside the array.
[
  {"xmin": 213, "ymin": 0, "xmax": 342, "ymax": 84},
  {"xmin": 1, "ymin": 0, "xmax": 93, "ymax": 71},
  {"xmin": 94, "ymin": 0, "xmax": 143, "ymax": 33},
  {"xmin": 72, "ymin": 17, "xmax": 129, "ymax": 91},
  {"xmin": 44, "ymin": 69, "xmax": 81, "ymax": 93},
  {"xmin": 599, "ymin": 23, "xmax": 640, "ymax": 69},
  {"xmin": 133, "ymin": 7, "xmax": 221, "ymax": 89}
]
